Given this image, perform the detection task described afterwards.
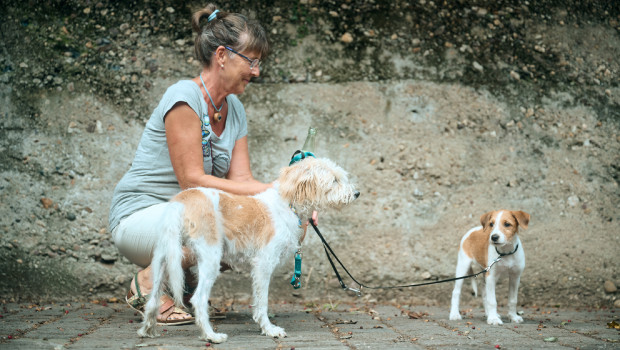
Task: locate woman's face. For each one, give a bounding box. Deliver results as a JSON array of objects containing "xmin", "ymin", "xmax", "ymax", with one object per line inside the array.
[{"xmin": 223, "ymin": 48, "xmax": 261, "ymax": 95}]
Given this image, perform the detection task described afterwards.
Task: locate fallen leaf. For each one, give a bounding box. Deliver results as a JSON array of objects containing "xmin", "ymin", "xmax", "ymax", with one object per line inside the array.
[
  {"xmin": 334, "ymin": 319, "xmax": 357, "ymax": 325},
  {"xmin": 407, "ymin": 311, "xmax": 429, "ymax": 319}
]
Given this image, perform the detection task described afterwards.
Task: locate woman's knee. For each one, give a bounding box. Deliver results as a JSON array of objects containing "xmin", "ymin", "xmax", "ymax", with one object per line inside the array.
[{"xmin": 112, "ymin": 219, "xmax": 155, "ymax": 268}]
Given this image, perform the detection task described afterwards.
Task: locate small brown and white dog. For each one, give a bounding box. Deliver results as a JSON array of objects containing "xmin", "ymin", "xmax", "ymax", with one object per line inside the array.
[
  {"xmin": 449, "ymin": 210, "xmax": 530, "ymax": 325},
  {"xmin": 137, "ymin": 157, "xmax": 359, "ymax": 342}
]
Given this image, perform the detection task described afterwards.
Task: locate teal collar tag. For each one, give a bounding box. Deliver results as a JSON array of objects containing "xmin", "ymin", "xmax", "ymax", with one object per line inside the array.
[{"xmin": 290, "ymin": 250, "xmax": 302, "ymax": 289}]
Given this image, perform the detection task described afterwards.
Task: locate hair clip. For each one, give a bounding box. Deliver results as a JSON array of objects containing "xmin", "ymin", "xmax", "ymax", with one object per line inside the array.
[{"xmin": 208, "ymin": 9, "xmax": 219, "ymax": 22}]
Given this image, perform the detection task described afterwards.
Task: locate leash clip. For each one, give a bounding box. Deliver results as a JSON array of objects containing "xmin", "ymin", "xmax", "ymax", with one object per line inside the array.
[
  {"xmin": 290, "ymin": 250, "xmax": 303, "ymax": 289},
  {"xmin": 483, "ymin": 256, "xmax": 503, "ymax": 273},
  {"xmin": 345, "ymin": 284, "xmax": 363, "ymax": 297}
]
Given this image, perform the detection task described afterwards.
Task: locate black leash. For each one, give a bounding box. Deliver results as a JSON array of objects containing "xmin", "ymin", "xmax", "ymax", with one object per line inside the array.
[{"xmin": 309, "ymin": 220, "xmax": 510, "ymax": 296}]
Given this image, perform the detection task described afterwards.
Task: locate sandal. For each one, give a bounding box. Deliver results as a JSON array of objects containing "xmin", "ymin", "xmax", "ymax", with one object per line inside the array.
[
  {"xmin": 209, "ymin": 304, "xmax": 227, "ymax": 319},
  {"xmin": 125, "ymin": 273, "xmax": 195, "ymax": 326}
]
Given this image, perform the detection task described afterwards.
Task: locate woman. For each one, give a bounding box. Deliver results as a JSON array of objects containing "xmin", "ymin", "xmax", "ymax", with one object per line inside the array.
[{"xmin": 108, "ymin": 4, "xmax": 271, "ymax": 324}]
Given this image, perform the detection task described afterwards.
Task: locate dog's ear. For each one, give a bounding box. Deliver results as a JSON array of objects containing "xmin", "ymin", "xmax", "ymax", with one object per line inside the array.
[
  {"xmin": 278, "ymin": 165, "xmax": 297, "ymax": 203},
  {"xmin": 480, "ymin": 211, "xmax": 494, "ymax": 229},
  {"xmin": 512, "ymin": 211, "xmax": 530, "ymax": 230},
  {"xmin": 278, "ymin": 162, "xmax": 316, "ymax": 206}
]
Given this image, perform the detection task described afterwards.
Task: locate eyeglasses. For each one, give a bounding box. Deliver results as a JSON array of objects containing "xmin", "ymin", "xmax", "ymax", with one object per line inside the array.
[{"xmin": 225, "ymin": 46, "xmax": 261, "ymax": 70}]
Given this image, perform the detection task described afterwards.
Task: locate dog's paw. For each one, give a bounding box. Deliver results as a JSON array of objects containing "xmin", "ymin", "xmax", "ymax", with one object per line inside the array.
[
  {"xmin": 202, "ymin": 332, "xmax": 228, "ymax": 343},
  {"xmin": 509, "ymin": 314, "xmax": 523, "ymax": 323},
  {"xmin": 486, "ymin": 315, "xmax": 503, "ymax": 325},
  {"xmin": 137, "ymin": 326, "xmax": 158, "ymax": 338},
  {"xmin": 263, "ymin": 325, "xmax": 287, "ymax": 338},
  {"xmin": 449, "ymin": 311, "xmax": 462, "ymax": 321}
]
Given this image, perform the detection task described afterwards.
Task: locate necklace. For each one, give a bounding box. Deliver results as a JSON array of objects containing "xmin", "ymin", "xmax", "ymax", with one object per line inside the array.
[{"xmin": 199, "ymin": 74, "xmax": 223, "ymax": 123}]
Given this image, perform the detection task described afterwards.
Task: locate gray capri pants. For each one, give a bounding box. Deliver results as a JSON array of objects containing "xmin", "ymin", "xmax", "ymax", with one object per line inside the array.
[{"xmin": 111, "ymin": 202, "xmax": 171, "ymax": 268}]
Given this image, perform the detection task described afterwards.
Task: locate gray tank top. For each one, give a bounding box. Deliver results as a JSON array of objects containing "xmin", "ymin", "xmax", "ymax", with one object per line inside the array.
[{"xmin": 108, "ymin": 80, "xmax": 247, "ymax": 232}]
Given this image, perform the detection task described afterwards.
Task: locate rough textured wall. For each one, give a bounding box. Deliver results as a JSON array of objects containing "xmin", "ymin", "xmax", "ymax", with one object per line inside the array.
[{"xmin": 1, "ymin": 0, "xmax": 618, "ymax": 307}]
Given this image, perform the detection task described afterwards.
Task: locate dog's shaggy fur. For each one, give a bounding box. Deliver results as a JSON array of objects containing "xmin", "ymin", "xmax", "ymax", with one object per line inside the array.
[{"xmin": 137, "ymin": 157, "xmax": 359, "ymax": 342}]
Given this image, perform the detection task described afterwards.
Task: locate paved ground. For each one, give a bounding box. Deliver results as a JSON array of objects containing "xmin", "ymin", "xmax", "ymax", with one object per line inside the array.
[{"xmin": 0, "ymin": 300, "xmax": 618, "ymax": 349}]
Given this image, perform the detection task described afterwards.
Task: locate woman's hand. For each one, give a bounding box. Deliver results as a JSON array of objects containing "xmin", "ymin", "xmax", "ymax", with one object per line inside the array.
[
  {"xmin": 309, "ymin": 211, "xmax": 318, "ymax": 226},
  {"xmin": 257, "ymin": 182, "xmax": 274, "ymax": 193},
  {"xmin": 300, "ymin": 210, "xmax": 319, "ymax": 244}
]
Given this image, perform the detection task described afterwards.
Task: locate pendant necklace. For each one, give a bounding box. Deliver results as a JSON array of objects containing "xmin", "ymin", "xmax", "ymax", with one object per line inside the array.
[{"xmin": 199, "ymin": 73, "xmax": 223, "ymax": 123}]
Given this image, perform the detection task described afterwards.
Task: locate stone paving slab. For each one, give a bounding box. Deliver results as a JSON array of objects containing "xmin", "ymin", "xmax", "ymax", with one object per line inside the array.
[{"xmin": 0, "ymin": 301, "xmax": 618, "ymax": 349}]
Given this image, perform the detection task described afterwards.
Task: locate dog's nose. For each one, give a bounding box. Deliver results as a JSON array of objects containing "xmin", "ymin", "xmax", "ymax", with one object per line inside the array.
[
  {"xmin": 354, "ymin": 191, "xmax": 360, "ymax": 199},
  {"xmin": 491, "ymin": 234, "xmax": 500, "ymax": 242}
]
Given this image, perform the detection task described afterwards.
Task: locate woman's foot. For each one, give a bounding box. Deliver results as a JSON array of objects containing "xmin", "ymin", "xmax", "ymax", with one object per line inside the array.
[{"xmin": 127, "ymin": 269, "xmax": 194, "ymax": 325}]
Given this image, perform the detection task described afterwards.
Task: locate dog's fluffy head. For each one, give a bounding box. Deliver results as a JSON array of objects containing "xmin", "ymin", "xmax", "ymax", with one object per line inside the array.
[{"xmin": 278, "ymin": 157, "xmax": 359, "ymax": 212}]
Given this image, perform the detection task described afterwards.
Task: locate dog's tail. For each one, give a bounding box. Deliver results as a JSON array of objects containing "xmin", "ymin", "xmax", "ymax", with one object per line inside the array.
[{"xmin": 160, "ymin": 201, "xmax": 186, "ymax": 307}]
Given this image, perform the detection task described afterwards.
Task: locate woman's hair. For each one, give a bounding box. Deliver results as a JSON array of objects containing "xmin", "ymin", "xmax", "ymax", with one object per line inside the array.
[{"xmin": 192, "ymin": 4, "xmax": 269, "ymax": 67}]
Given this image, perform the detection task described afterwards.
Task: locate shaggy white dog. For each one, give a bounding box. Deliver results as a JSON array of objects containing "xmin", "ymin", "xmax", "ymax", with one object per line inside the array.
[{"xmin": 137, "ymin": 157, "xmax": 359, "ymax": 342}]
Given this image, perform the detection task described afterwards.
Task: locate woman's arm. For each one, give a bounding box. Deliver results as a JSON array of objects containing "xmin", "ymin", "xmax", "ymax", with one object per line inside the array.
[
  {"xmin": 226, "ymin": 136, "xmax": 264, "ymax": 185},
  {"xmin": 165, "ymin": 103, "xmax": 270, "ymax": 195}
]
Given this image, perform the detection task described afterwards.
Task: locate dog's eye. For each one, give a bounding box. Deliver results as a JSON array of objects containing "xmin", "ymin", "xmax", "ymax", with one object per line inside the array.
[
  {"xmin": 489, "ymin": 222, "xmax": 494, "ymax": 228},
  {"xmin": 504, "ymin": 222, "xmax": 512, "ymax": 227}
]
